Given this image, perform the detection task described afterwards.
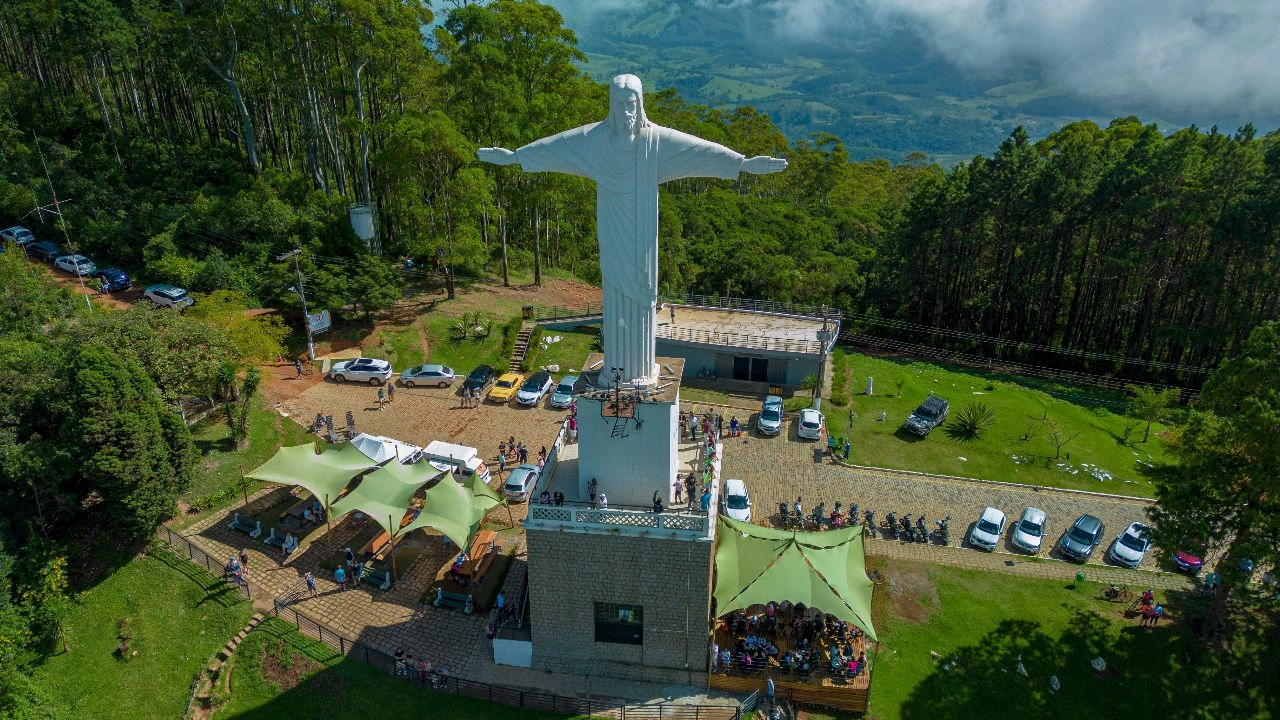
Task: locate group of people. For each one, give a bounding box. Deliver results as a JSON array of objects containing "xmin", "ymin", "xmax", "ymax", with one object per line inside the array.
[
  {"xmin": 672, "ymin": 472, "xmax": 714, "ymax": 512},
  {"xmin": 680, "ymin": 409, "xmax": 725, "ymax": 443},
  {"xmin": 459, "ymin": 386, "xmax": 484, "ymax": 408},
  {"xmin": 714, "ymin": 601, "xmax": 867, "ymax": 682},
  {"xmin": 1138, "ymin": 588, "xmax": 1164, "ymax": 628},
  {"xmin": 393, "ymin": 647, "xmax": 450, "ymax": 688},
  {"xmin": 375, "ymin": 383, "xmax": 396, "ymax": 410},
  {"xmin": 224, "ymin": 550, "xmax": 249, "ymax": 587},
  {"xmin": 538, "ymin": 490, "xmax": 566, "ymax": 505}
]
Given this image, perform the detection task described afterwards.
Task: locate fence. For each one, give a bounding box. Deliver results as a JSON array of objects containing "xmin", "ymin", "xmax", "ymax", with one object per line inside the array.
[
  {"xmin": 271, "ymin": 600, "xmax": 745, "ymax": 720},
  {"xmin": 534, "ymin": 303, "xmax": 603, "ymax": 321},
  {"xmin": 674, "ymin": 293, "xmax": 842, "ymax": 322},
  {"xmin": 155, "ymin": 525, "xmax": 253, "ymax": 602},
  {"xmin": 657, "ymin": 324, "xmax": 826, "ymax": 355}
]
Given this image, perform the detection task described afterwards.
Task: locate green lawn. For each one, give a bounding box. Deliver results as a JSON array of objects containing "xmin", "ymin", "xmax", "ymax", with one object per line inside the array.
[
  {"xmin": 867, "ymin": 561, "xmax": 1277, "ymax": 720},
  {"xmin": 220, "ymin": 618, "xmax": 574, "ymax": 719},
  {"xmin": 523, "ymin": 330, "xmax": 598, "ymax": 374},
  {"xmin": 421, "ymin": 313, "xmax": 509, "ymax": 375},
  {"xmin": 833, "ymin": 354, "xmax": 1173, "ymax": 496},
  {"xmin": 30, "ymin": 548, "xmax": 254, "ymax": 720},
  {"xmin": 184, "ymin": 395, "xmax": 312, "ymax": 515}
]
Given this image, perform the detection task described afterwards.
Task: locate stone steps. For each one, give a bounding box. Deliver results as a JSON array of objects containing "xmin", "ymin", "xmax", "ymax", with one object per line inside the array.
[
  {"xmin": 187, "ymin": 612, "xmax": 267, "ymax": 717},
  {"xmin": 508, "ymin": 324, "xmax": 534, "ymax": 372}
]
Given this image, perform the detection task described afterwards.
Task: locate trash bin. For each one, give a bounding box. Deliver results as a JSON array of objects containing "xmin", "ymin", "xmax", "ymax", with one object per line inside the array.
[
  {"xmin": 522, "ymin": 305, "xmax": 534, "ymax": 319},
  {"xmin": 814, "ymin": 447, "xmax": 823, "ymax": 464}
]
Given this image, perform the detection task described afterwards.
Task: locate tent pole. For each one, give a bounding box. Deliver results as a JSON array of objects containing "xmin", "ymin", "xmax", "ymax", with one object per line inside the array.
[
  {"xmin": 325, "ymin": 493, "xmax": 332, "ymax": 534},
  {"xmin": 239, "ymin": 464, "xmax": 248, "ymax": 507}
]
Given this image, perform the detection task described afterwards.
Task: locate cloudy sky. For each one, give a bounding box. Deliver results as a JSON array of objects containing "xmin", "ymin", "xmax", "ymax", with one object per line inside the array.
[{"xmin": 551, "ymin": 0, "xmax": 1280, "ymax": 122}]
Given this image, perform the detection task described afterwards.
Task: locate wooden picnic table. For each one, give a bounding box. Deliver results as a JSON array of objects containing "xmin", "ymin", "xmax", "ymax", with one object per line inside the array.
[
  {"xmin": 281, "ymin": 495, "xmax": 316, "ymax": 523},
  {"xmin": 451, "ymin": 531, "xmax": 501, "ymax": 587},
  {"xmin": 359, "ymin": 529, "xmax": 392, "ymax": 563}
]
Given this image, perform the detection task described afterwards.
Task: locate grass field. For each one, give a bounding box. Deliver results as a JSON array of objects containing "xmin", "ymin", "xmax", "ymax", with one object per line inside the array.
[
  {"xmin": 184, "ymin": 395, "xmax": 312, "ymax": 509},
  {"xmin": 522, "ymin": 329, "xmax": 598, "ymax": 374},
  {"xmin": 421, "ymin": 314, "xmax": 509, "ymax": 375},
  {"xmin": 30, "ymin": 548, "xmax": 254, "ymax": 720},
  {"xmin": 830, "ymin": 353, "xmax": 1173, "ymax": 496},
  {"xmin": 220, "ymin": 618, "xmax": 573, "ymax": 719},
  {"xmin": 867, "ymin": 560, "xmax": 1278, "ymax": 720}
]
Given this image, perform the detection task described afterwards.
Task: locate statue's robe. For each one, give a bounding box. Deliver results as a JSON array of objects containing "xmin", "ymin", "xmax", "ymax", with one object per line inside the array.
[{"xmin": 515, "ymin": 122, "xmax": 744, "ymax": 385}]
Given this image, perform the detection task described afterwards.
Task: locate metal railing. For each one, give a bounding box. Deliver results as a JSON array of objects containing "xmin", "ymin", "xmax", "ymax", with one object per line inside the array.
[
  {"xmin": 271, "ymin": 600, "xmax": 745, "ymax": 719},
  {"xmin": 528, "ymin": 503, "xmax": 710, "ymax": 536},
  {"xmin": 154, "ymin": 526, "xmax": 252, "ymax": 601},
  {"xmin": 657, "ymin": 324, "xmax": 826, "ymax": 355},
  {"xmin": 534, "ymin": 303, "xmax": 602, "ymax": 321},
  {"xmin": 674, "ymin": 293, "xmax": 842, "ymax": 322}
]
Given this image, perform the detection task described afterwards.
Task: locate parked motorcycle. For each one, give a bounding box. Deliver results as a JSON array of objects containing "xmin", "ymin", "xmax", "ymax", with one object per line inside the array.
[
  {"xmin": 916, "ymin": 515, "xmax": 928, "ymax": 544},
  {"xmin": 885, "ymin": 511, "xmax": 898, "ymax": 539},
  {"xmin": 902, "ymin": 514, "xmax": 916, "ymax": 543},
  {"xmin": 812, "ymin": 502, "xmax": 827, "ymax": 530},
  {"xmin": 936, "ymin": 515, "xmax": 952, "ymax": 545},
  {"xmin": 864, "ymin": 509, "xmax": 877, "ymax": 538},
  {"xmin": 778, "ymin": 502, "xmax": 791, "ymax": 529}
]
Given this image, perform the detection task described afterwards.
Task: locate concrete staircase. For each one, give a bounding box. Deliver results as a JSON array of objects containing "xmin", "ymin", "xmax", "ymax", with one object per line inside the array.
[{"xmin": 508, "ymin": 322, "xmax": 533, "ymax": 372}]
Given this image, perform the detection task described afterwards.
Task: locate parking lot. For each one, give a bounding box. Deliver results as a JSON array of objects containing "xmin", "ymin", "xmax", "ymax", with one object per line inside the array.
[
  {"xmin": 276, "ymin": 370, "xmax": 572, "ymax": 521},
  {"xmin": 719, "ymin": 416, "xmax": 1179, "ymax": 574}
]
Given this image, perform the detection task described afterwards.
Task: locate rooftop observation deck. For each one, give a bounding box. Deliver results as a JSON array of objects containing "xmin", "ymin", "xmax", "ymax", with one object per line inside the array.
[
  {"xmin": 524, "ymin": 425, "xmax": 721, "ymax": 542},
  {"xmin": 659, "ymin": 296, "xmax": 840, "ymax": 357}
]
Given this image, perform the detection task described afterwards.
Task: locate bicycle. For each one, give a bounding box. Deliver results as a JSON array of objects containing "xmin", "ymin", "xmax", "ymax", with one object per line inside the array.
[{"xmin": 1099, "ymin": 583, "xmax": 1131, "ymax": 603}]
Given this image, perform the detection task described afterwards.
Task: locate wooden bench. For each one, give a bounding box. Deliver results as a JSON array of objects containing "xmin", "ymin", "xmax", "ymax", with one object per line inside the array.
[
  {"xmin": 433, "ymin": 588, "xmax": 474, "ymax": 614},
  {"xmin": 280, "ymin": 495, "xmax": 318, "ymax": 526},
  {"xmin": 263, "ymin": 527, "xmax": 298, "ymax": 554},
  {"xmin": 359, "ymin": 530, "xmax": 393, "ymax": 563},
  {"xmin": 227, "ymin": 512, "xmax": 262, "ymax": 538}
]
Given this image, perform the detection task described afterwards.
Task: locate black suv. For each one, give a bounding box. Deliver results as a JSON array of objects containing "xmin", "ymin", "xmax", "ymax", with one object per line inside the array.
[
  {"xmin": 462, "ymin": 363, "xmax": 497, "ymax": 392},
  {"xmin": 904, "ymin": 394, "xmax": 949, "ymax": 436},
  {"xmin": 26, "ymin": 241, "xmax": 62, "ymax": 262}
]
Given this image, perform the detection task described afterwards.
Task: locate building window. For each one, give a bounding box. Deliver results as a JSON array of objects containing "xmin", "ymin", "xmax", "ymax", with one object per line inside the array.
[{"xmin": 594, "ymin": 602, "xmax": 643, "ymax": 645}]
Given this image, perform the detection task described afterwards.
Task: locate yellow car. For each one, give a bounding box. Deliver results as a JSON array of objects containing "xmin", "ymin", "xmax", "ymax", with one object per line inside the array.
[{"xmin": 487, "ymin": 372, "xmax": 524, "ymax": 403}]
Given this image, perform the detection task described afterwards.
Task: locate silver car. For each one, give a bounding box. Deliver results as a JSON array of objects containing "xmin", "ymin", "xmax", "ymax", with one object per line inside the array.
[
  {"xmin": 1108, "ymin": 521, "xmax": 1150, "ymax": 568},
  {"xmin": 757, "ymin": 395, "xmax": 784, "ymax": 436},
  {"xmin": 328, "ymin": 357, "xmax": 393, "ymax": 385},
  {"xmin": 400, "ymin": 364, "xmax": 454, "ymax": 388},
  {"xmin": 503, "ymin": 464, "xmax": 540, "ymax": 502},
  {"xmin": 143, "ymin": 284, "xmax": 194, "ymax": 309},
  {"xmin": 549, "ymin": 375, "xmax": 578, "ymax": 409},
  {"xmin": 1011, "ymin": 507, "xmax": 1047, "ymax": 553}
]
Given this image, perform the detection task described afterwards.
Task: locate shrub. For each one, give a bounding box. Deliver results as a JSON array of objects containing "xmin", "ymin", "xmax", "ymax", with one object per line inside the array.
[
  {"xmin": 954, "ymin": 402, "xmax": 997, "ymax": 436},
  {"xmin": 783, "ymin": 396, "xmax": 812, "ymax": 412}
]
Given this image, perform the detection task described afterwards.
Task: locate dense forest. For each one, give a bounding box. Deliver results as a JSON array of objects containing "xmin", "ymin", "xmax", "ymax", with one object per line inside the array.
[{"xmin": 2, "ymin": 0, "xmax": 1277, "ymax": 386}]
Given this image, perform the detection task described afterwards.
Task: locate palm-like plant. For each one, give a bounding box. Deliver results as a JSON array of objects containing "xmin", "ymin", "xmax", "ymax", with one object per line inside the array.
[{"xmin": 954, "ymin": 402, "xmax": 997, "ymax": 436}]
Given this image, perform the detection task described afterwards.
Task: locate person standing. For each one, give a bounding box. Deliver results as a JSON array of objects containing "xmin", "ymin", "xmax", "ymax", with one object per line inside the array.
[
  {"xmin": 305, "ymin": 571, "xmax": 318, "ymax": 598},
  {"xmin": 700, "ymin": 488, "xmax": 712, "ymax": 512},
  {"xmin": 377, "ymin": 387, "xmax": 386, "ymax": 410},
  {"xmin": 498, "ymin": 450, "xmax": 507, "ymax": 476},
  {"xmin": 670, "ymin": 304, "xmax": 676, "ymax": 325},
  {"xmin": 766, "ymin": 676, "xmax": 776, "ymax": 708},
  {"xmin": 673, "ymin": 478, "xmax": 683, "ymax": 505},
  {"xmin": 335, "ymin": 565, "xmax": 347, "ymax": 591},
  {"xmin": 238, "ymin": 549, "xmax": 250, "ymax": 577},
  {"xmin": 568, "ymin": 414, "xmax": 578, "ymax": 443},
  {"xmin": 387, "ymin": 383, "xmax": 395, "ymax": 404},
  {"xmin": 295, "ymin": 359, "xmax": 303, "ymax": 379}
]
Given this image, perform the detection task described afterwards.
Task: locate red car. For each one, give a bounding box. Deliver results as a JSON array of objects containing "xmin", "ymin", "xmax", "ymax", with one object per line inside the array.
[{"xmin": 1172, "ymin": 547, "xmax": 1204, "ymax": 575}]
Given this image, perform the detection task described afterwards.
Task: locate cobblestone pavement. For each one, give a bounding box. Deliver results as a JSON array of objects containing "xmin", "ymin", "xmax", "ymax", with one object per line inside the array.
[{"xmin": 720, "ymin": 423, "xmax": 1201, "ymax": 593}]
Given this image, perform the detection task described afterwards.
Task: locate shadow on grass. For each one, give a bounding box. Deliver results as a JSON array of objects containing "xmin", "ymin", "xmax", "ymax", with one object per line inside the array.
[
  {"xmin": 195, "ymin": 435, "xmax": 237, "ymax": 455},
  {"xmin": 149, "ymin": 546, "xmax": 249, "ymax": 609},
  {"xmin": 941, "ymin": 424, "xmax": 980, "ymax": 443},
  {"xmin": 898, "ymin": 595, "xmax": 1280, "ymax": 720}
]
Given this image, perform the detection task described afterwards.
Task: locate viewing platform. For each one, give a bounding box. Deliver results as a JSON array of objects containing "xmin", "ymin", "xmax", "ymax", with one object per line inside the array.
[{"xmin": 525, "ymin": 436, "xmax": 720, "ymax": 542}]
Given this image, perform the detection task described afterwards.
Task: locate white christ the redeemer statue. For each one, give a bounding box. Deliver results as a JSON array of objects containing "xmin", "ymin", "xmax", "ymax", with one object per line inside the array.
[{"xmin": 478, "ymin": 74, "xmax": 787, "ymax": 387}]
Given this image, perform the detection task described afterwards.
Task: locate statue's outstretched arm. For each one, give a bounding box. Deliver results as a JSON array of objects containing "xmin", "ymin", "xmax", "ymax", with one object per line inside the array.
[
  {"xmin": 478, "ymin": 147, "xmax": 519, "ymax": 166},
  {"xmin": 741, "ymin": 156, "xmax": 788, "ymax": 175}
]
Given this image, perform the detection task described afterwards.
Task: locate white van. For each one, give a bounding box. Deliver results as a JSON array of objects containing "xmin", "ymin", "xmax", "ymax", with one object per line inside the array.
[{"xmin": 422, "ymin": 440, "xmax": 492, "ymax": 483}]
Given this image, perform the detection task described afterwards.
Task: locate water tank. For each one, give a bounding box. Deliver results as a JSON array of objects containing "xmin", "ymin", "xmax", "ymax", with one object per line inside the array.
[{"xmin": 348, "ymin": 203, "xmax": 377, "ymax": 242}]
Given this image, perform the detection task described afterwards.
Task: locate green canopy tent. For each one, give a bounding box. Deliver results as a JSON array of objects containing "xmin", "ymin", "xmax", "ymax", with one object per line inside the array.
[
  {"xmin": 714, "ymin": 515, "xmax": 877, "ymax": 640},
  {"xmin": 328, "ymin": 464, "xmax": 483, "ymax": 580},
  {"xmin": 244, "ymin": 442, "xmax": 379, "ymax": 527},
  {"xmin": 458, "ymin": 470, "xmax": 502, "ymax": 514}
]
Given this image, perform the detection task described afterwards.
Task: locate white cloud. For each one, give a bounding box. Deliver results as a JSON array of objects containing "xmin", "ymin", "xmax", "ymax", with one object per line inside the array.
[{"xmin": 553, "ymin": 0, "xmax": 1280, "ymax": 119}]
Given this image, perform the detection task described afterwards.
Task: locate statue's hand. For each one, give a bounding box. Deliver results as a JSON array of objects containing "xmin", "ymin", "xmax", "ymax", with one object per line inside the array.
[
  {"xmin": 477, "ymin": 147, "xmax": 518, "ymax": 166},
  {"xmin": 742, "ymin": 156, "xmax": 788, "ymax": 175}
]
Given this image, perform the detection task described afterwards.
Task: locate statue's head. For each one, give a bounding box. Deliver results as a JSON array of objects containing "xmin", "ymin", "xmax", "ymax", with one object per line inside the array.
[{"xmin": 609, "ymin": 74, "xmax": 647, "ymax": 139}]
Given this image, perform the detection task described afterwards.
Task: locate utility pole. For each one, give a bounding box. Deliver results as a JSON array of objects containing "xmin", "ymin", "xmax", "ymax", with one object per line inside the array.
[
  {"xmin": 277, "ymin": 249, "xmax": 315, "ymax": 360},
  {"xmin": 32, "ymin": 136, "xmax": 91, "ymax": 311}
]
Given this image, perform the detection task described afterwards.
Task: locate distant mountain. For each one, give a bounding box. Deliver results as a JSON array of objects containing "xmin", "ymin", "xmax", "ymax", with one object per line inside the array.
[{"xmin": 546, "ymin": 0, "xmax": 1272, "ymax": 164}]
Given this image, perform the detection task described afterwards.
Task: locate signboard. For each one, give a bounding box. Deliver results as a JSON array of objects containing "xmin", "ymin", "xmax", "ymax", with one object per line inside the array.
[{"xmin": 307, "ymin": 309, "xmax": 332, "ymax": 335}]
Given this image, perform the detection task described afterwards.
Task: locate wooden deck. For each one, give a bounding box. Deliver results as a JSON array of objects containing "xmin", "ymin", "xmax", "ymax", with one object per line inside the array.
[{"xmin": 709, "ymin": 672, "xmax": 869, "ymax": 714}]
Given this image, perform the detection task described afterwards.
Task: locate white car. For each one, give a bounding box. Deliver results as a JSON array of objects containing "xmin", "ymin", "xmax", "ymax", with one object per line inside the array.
[
  {"xmin": 503, "ymin": 464, "xmax": 540, "ymax": 502},
  {"xmin": 722, "ymin": 478, "xmax": 752, "ymax": 522},
  {"xmin": 143, "ymin": 283, "xmax": 194, "ymax": 309},
  {"xmin": 797, "ymin": 408, "xmax": 825, "ymax": 440},
  {"xmin": 549, "ymin": 375, "xmax": 578, "ymax": 409},
  {"xmin": 1108, "ymin": 521, "xmax": 1150, "ymax": 568},
  {"xmin": 515, "ymin": 371, "xmax": 553, "ymax": 406},
  {"xmin": 1011, "ymin": 507, "xmax": 1047, "ymax": 553},
  {"xmin": 757, "ymin": 395, "xmax": 784, "ymax": 436},
  {"xmin": 328, "ymin": 357, "xmax": 393, "ymax": 385},
  {"xmin": 969, "ymin": 506, "xmax": 1006, "ymax": 551},
  {"xmin": 54, "ymin": 254, "xmax": 98, "ymax": 276}
]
